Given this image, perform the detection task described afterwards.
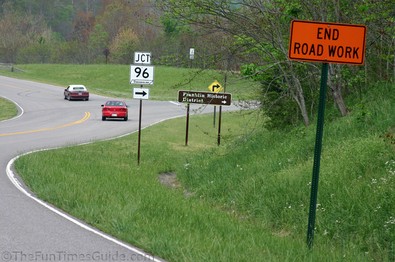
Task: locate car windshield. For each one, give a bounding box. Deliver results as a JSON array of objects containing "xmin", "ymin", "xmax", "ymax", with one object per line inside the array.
[
  {"xmin": 106, "ymin": 101, "xmax": 124, "ymax": 106},
  {"xmin": 73, "ymin": 87, "xmax": 86, "ymax": 91}
]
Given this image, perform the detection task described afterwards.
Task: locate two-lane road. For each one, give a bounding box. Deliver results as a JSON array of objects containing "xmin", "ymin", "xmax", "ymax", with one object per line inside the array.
[{"xmin": 0, "ymin": 76, "xmax": 212, "ymax": 262}]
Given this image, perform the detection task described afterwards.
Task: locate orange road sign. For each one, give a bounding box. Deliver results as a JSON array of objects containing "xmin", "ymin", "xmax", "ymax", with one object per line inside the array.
[{"xmin": 288, "ymin": 20, "xmax": 366, "ymax": 65}]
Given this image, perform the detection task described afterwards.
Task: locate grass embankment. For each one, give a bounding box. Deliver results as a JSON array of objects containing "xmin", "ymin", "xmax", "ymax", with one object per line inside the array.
[
  {"xmin": 0, "ymin": 64, "xmax": 259, "ymax": 101},
  {"xmin": 3, "ymin": 65, "xmax": 394, "ymax": 261},
  {"xmin": 0, "ymin": 97, "xmax": 18, "ymax": 120},
  {"xmin": 14, "ymin": 110, "xmax": 367, "ymax": 262}
]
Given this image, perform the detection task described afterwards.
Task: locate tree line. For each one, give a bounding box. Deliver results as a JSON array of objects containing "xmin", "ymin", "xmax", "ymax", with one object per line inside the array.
[{"xmin": 0, "ymin": 0, "xmax": 394, "ymax": 128}]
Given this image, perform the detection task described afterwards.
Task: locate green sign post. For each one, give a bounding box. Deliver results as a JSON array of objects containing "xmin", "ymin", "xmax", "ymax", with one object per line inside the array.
[{"xmin": 307, "ymin": 63, "xmax": 328, "ymax": 248}]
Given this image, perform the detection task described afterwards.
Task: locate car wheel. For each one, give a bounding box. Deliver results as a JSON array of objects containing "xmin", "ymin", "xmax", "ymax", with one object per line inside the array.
[
  {"xmin": 124, "ymin": 116, "xmax": 128, "ymax": 121},
  {"xmin": 102, "ymin": 116, "xmax": 106, "ymax": 121}
]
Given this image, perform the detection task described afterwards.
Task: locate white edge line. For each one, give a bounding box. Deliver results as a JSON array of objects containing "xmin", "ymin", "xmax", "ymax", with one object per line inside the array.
[
  {"xmin": 6, "ymin": 156, "xmax": 163, "ymax": 262},
  {"xmin": 168, "ymin": 100, "xmax": 180, "ymax": 106},
  {"xmin": 0, "ymin": 95, "xmax": 24, "ymax": 122},
  {"xmin": 5, "ymin": 101, "xmax": 187, "ymax": 262}
]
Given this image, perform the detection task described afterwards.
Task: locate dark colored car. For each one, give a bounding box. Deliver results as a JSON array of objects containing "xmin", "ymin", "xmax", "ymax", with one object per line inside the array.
[
  {"xmin": 64, "ymin": 85, "xmax": 89, "ymax": 101},
  {"xmin": 101, "ymin": 101, "xmax": 128, "ymax": 121}
]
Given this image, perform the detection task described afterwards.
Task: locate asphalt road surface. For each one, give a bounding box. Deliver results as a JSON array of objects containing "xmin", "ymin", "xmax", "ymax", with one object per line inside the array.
[{"xmin": 0, "ymin": 76, "xmax": 240, "ymax": 262}]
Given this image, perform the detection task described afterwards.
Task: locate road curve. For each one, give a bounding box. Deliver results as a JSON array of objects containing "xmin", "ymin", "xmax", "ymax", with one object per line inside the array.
[{"xmin": 0, "ymin": 76, "xmax": 234, "ymax": 262}]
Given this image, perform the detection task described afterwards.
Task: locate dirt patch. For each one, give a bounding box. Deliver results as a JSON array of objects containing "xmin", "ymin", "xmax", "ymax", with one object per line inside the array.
[
  {"xmin": 158, "ymin": 172, "xmax": 181, "ymax": 189},
  {"xmin": 158, "ymin": 172, "xmax": 195, "ymax": 198},
  {"xmin": 273, "ymin": 229, "xmax": 291, "ymax": 238}
]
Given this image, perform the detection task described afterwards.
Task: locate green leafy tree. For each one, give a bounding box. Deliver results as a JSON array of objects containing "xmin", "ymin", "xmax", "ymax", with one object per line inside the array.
[
  {"xmin": 95, "ymin": 0, "xmax": 134, "ymax": 42},
  {"xmin": 0, "ymin": 3, "xmax": 49, "ymax": 63},
  {"xmin": 157, "ymin": 0, "xmax": 395, "ymax": 127},
  {"xmin": 16, "ymin": 31, "xmax": 54, "ymax": 63},
  {"xmin": 157, "ymin": 0, "xmax": 312, "ymax": 126},
  {"xmin": 109, "ymin": 28, "xmax": 140, "ymax": 64},
  {"xmin": 87, "ymin": 23, "xmax": 109, "ymax": 63}
]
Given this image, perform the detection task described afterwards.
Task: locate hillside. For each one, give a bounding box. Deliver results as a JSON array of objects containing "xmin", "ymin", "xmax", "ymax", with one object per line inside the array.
[
  {"xmin": 177, "ymin": 82, "xmax": 395, "ymax": 260},
  {"xmin": 4, "ymin": 64, "xmax": 394, "ymax": 261}
]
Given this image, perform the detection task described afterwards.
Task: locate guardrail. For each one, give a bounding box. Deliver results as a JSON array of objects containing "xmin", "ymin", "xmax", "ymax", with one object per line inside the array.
[{"xmin": 0, "ymin": 63, "xmax": 23, "ymax": 72}]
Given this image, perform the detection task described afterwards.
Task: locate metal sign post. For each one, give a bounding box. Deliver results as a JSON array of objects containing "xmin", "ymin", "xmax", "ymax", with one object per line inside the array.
[
  {"xmin": 185, "ymin": 104, "xmax": 190, "ymax": 146},
  {"xmin": 217, "ymin": 105, "xmax": 222, "ymax": 146},
  {"xmin": 131, "ymin": 51, "xmax": 153, "ymax": 165},
  {"xmin": 133, "ymin": 86, "xmax": 150, "ymax": 165},
  {"xmin": 137, "ymin": 96, "xmax": 143, "ymax": 165},
  {"xmin": 178, "ymin": 90, "xmax": 232, "ymax": 146},
  {"xmin": 306, "ymin": 63, "xmax": 328, "ymax": 248},
  {"xmin": 208, "ymin": 80, "xmax": 223, "ymax": 128}
]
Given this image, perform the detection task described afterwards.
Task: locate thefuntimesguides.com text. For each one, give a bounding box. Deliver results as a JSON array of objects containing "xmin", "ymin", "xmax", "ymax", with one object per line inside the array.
[{"xmin": 1, "ymin": 250, "xmax": 156, "ymax": 262}]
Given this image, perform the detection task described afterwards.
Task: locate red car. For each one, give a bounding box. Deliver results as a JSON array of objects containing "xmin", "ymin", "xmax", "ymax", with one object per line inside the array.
[
  {"xmin": 64, "ymin": 85, "xmax": 89, "ymax": 101},
  {"xmin": 101, "ymin": 101, "xmax": 128, "ymax": 121}
]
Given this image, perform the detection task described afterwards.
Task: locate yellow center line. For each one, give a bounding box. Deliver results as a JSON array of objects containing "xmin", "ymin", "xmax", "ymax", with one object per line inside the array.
[{"xmin": 0, "ymin": 112, "xmax": 91, "ymax": 137}]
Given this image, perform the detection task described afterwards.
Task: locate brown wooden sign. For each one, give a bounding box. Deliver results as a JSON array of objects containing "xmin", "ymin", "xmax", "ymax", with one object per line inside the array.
[{"xmin": 178, "ymin": 90, "xmax": 232, "ymax": 106}]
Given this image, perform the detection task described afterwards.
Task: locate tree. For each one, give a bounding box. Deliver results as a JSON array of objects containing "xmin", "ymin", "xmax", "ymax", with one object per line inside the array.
[
  {"xmin": 288, "ymin": 0, "xmax": 395, "ymax": 116},
  {"xmin": 71, "ymin": 11, "xmax": 95, "ymax": 43},
  {"xmin": 95, "ymin": 0, "xmax": 134, "ymax": 42},
  {"xmin": 16, "ymin": 30, "xmax": 54, "ymax": 63},
  {"xmin": 157, "ymin": 0, "xmax": 395, "ymax": 127},
  {"xmin": 157, "ymin": 0, "xmax": 312, "ymax": 126},
  {"xmin": 109, "ymin": 28, "xmax": 140, "ymax": 64},
  {"xmin": 87, "ymin": 23, "xmax": 109, "ymax": 63},
  {"xmin": 0, "ymin": 4, "xmax": 49, "ymax": 63}
]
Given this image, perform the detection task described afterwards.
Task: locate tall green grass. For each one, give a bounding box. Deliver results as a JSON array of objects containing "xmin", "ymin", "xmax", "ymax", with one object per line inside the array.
[
  {"xmin": 15, "ymin": 110, "xmax": 370, "ymax": 261},
  {"xmin": 14, "ymin": 82, "xmax": 395, "ymax": 261},
  {"xmin": 177, "ymin": 83, "xmax": 395, "ymax": 261}
]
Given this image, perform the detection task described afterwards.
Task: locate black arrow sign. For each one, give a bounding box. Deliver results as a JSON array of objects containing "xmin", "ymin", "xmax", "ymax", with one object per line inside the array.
[
  {"xmin": 135, "ymin": 90, "xmax": 147, "ymax": 96},
  {"xmin": 211, "ymin": 84, "xmax": 220, "ymax": 92}
]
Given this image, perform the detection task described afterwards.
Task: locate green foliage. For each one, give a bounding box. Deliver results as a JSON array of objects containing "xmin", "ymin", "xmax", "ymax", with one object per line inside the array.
[
  {"xmin": 109, "ymin": 28, "xmax": 140, "ymax": 64},
  {"xmin": 240, "ymin": 62, "xmax": 309, "ymax": 128},
  {"xmin": 52, "ymin": 41, "xmax": 88, "ymax": 64},
  {"xmin": 87, "ymin": 24, "xmax": 110, "ymax": 63},
  {"xmin": 88, "ymin": 24, "xmax": 109, "ymax": 48},
  {"xmin": 161, "ymin": 14, "xmax": 182, "ymax": 36},
  {"xmin": 0, "ymin": 8, "xmax": 49, "ymax": 62},
  {"xmin": 16, "ymin": 42, "xmax": 51, "ymax": 64},
  {"xmin": 16, "ymin": 31, "xmax": 56, "ymax": 63}
]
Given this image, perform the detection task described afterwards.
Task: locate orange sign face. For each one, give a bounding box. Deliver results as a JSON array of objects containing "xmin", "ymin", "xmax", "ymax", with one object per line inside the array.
[{"xmin": 288, "ymin": 20, "xmax": 366, "ymax": 65}]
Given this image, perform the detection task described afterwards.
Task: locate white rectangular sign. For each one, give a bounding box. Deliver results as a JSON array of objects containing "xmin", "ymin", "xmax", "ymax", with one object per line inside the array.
[
  {"xmin": 133, "ymin": 88, "xmax": 149, "ymax": 100},
  {"xmin": 134, "ymin": 52, "xmax": 151, "ymax": 64},
  {"xmin": 130, "ymin": 65, "xmax": 154, "ymax": 85},
  {"xmin": 189, "ymin": 48, "xmax": 195, "ymax": 59}
]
